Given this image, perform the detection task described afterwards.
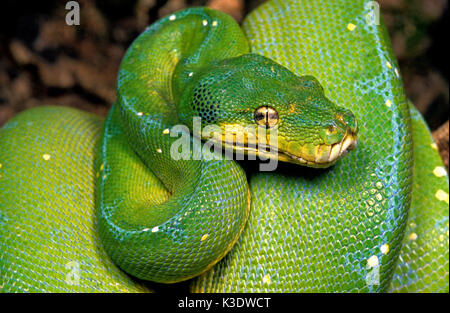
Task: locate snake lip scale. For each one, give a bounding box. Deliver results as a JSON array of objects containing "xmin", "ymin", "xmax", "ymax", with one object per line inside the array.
[
  {"xmin": 284, "ymin": 131, "xmax": 358, "ymax": 167},
  {"xmin": 206, "ymin": 129, "xmax": 357, "ymax": 169}
]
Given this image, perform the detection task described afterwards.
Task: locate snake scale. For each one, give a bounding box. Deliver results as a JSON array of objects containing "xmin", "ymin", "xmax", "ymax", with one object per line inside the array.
[{"xmin": 0, "ymin": 0, "xmax": 448, "ymax": 292}]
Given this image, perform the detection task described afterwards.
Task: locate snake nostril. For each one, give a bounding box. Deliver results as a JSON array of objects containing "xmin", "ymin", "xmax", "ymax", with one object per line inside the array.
[{"xmin": 336, "ymin": 110, "xmax": 357, "ymax": 134}]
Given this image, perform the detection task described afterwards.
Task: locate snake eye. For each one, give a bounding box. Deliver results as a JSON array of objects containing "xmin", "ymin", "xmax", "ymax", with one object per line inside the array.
[
  {"xmin": 326, "ymin": 124, "xmax": 337, "ymax": 135},
  {"xmin": 254, "ymin": 106, "xmax": 279, "ymax": 128}
]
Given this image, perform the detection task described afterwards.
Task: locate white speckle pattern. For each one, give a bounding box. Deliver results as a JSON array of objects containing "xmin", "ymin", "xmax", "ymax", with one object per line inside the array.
[
  {"xmin": 201, "ymin": 234, "xmax": 209, "ymax": 242},
  {"xmin": 202, "ymin": 19, "xmax": 208, "ymax": 26},
  {"xmin": 156, "ymin": 148, "xmax": 162, "ymax": 153},
  {"xmin": 212, "ymin": 21, "xmax": 218, "ymax": 27},
  {"xmin": 169, "ymin": 15, "xmax": 176, "ymax": 21},
  {"xmin": 409, "ymin": 232, "xmax": 418, "ymax": 241},
  {"xmin": 263, "ymin": 274, "xmax": 271, "ymax": 284},
  {"xmin": 163, "ymin": 129, "xmax": 170, "ymax": 135},
  {"xmin": 385, "ymin": 99, "xmax": 392, "ymax": 107},
  {"xmin": 42, "ymin": 154, "xmax": 51, "ymax": 161},
  {"xmin": 137, "ymin": 112, "xmax": 143, "ymax": 116},
  {"xmin": 151, "ymin": 227, "xmax": 159, "ymax": 233},
  {"xmin": 188, "ymin": 72, "xmax": 193, "ymax": 77}
]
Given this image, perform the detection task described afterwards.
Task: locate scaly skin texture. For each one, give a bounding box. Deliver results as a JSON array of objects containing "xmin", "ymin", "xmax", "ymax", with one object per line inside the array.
[{"xmin": 0, "ymin": 1, "xmax": 448, "ymax": 292}]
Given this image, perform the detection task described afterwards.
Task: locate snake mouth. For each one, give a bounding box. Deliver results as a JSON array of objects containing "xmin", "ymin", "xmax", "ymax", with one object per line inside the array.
[
  {"xmin": 282, "ymin": 132, "xmax": 357, "ymax": 168},
  {"xmin": 203, "ymin": 131, "xmax": 357, "ymax": 168}
]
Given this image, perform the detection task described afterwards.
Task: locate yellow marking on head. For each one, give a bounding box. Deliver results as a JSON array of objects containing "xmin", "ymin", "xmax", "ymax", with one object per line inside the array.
[
  {"xmin": 386, "ymin": 61, "xmax": 392, "ymax": 69},
  {"xmin": 335, "ymin": 113, "xmax": 345, "ymax": 123},
  {"xmin": 347, "ymin": 23, "xmax": 356, "ymax": 31},
  {"xmin": 0, "ymin": 163, "xmax": 2, "ymax": 168},
  {"xmin": 433, "ymin": 166, "xmax": 447, "ymax": 177},
  {"xmin": 163, "ymin": 129, "xmax": 170, "ymax": 135},
  {"xmin": 100, "ymin": 164, "xmax": 104, "ymax": 171},
  {"xmin": 435, "ymin": 189, "xmax": 449, "ymax": 204},
  {"xmin": 367, "ymin": 255, "xmax": 379, "ymax": 267},
  {"xmin": 385, "ymin": 99, "xmax": 392, "ymax": 107},
  {"xmin": 42, "ymin": 154, "xmax": 51, "ymax": 161},
  {"xmin": 201, "ymin": 234, "xmax": 209, "ymax": 242},
  {"xmin": 409, "ymin": 233, "xmax": 418, "ymax": 241},
  {"xmin": 431, "ymin": 143, "xmax": 438, "ymax": 150},
  {"xmin": 263, "ymin": 274, "xmax": 271, "ymax": 285},
  {"xmin": 288, "ymin": 103, "xmax": 296, "ymax": 114},
  {"xmin": 380, "ymin": 244, "xmax": 390, "ymax": 255}
]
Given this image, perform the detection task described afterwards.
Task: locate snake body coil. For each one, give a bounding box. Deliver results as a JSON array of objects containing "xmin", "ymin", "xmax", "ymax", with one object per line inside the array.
[{"xmin": 0, "ymin": 0, "xmax": 448, "ymax": 292}]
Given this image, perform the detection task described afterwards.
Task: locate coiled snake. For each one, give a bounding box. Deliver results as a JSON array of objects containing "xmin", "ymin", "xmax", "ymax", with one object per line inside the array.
[{"xmin": 0, "ymin": 0, "xmax": 448, "ymax": 292}]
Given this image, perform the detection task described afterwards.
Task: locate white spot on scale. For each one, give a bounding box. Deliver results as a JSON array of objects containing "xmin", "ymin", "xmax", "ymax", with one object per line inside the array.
[
  {"xmin": 156, "ymin": 148, "xmax": 162, "ymax": 153},
  {"xmin": 385, "ymin": 99, "xmax": 392, "ymax": 107},
  {"xmin": 42, "ymin": 154, "xmax": 51, "ymax": 161},
  {"xmin": 169, "ymin": 15, "xmax": 176, "ymax": 21},
  {"xmin": 263, "ymin": 274, "xmax": 271, "ymax": 284},
  {"xmin": 380, "ymin": 244, "xmax": 390, "ymax": 255},
  {"xmin": 188, "ymin": 72, "xmax": 193, "ymax": 77},
  {"xmin": 152, "ymin": 226, "xmax": 159, "ymax": 233},
  {"xmin": 435, "ymin": 189, "xmax": 449, "ymax": 204},
  {"xmin": 367, "ymin": 255, "xmax": 379, "ymax": 267},
  {"xmin": 409, "ymin": 232, "xmax": 418, "ymax": 241},
  {"xmin": 137, "ymin": 112, "xmax": 143, "ymax": 116},
  {"xmin": 163, "ymin": 129, "xmax": 170, "ymax": 135},
  {"xmin": 202, "ymin": 19, "xmax": 208, "ymax": 26},
  {"xmin": 433, "ymin": 166, "xmax": 447, "ymax": 177},
  {"xmin": 212, "ymin": 21, "xmax": 218, "ymax": 27}
]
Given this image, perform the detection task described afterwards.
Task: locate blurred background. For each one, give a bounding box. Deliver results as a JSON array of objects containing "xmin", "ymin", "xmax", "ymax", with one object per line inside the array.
[{"xmin": 0, "ymin": 0, "xmax": 448, "ymax": 167}]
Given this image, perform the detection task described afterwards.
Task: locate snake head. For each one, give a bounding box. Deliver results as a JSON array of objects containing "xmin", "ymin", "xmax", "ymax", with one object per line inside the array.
[{"xmin": 177, "ymin": 53, "xmax": 358, "ymax": 168}]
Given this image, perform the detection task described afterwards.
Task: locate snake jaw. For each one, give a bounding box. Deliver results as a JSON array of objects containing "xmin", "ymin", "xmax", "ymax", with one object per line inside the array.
[
  {"xmin": 282, "ymin": 131, "xmax": 357, "ymax": 168},
  {"xmin": 201, "ymin": 129, "xmax": 357, "ymax": 168}
]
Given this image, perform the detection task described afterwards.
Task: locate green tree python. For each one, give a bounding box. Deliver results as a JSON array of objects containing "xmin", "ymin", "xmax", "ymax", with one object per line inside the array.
[{"xmin": 0, "ymin": 0, "xmax": 448, "ymax": 292}]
